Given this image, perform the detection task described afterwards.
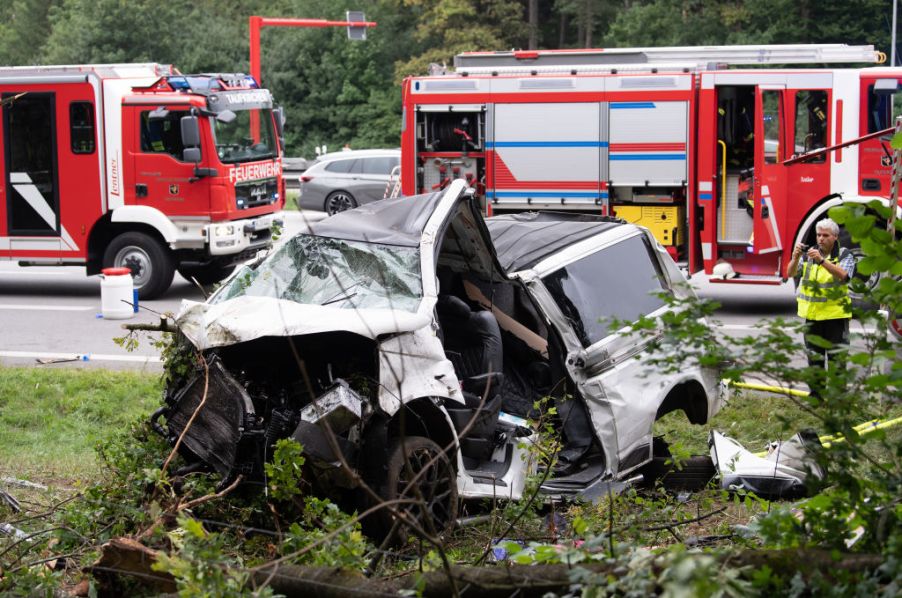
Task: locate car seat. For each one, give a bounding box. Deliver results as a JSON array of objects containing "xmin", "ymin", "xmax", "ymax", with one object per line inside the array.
[{"xmin": 436, "ymin": 294, "xmax": 504, "ymax": 461}]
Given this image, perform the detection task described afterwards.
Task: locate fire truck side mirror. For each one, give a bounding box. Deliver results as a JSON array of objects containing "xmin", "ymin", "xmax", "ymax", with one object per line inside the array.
[
  {"xmin": 180, "ymin": 115, "xmax": 201, "ymax": 149},
  {"xmin": 183, "ymin": 147, "xmax": 202, "ymax": 164},
  {"xmin": 273, "ymin": 106, "xmax": 285, "ymax": 137},
  {"xmin": 215, "ymin": 110, "xmax": 237, "ymax": 124}
]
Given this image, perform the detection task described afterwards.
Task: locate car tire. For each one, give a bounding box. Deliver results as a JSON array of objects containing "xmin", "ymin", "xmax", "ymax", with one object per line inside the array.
[
  {"xmin": 369, "ymin": 436, "xmax": 458, "ymax": 546},
  {"xmin": 324, "ymin": 191, "xmax": 357, "ymax": 215},
  {"xmin": 103, "ymin": 232, "xmax": 175, "ymax": 300},
  {"xmin": 178, "ymin": 264, "xmax": 236, "ymax": 286}
]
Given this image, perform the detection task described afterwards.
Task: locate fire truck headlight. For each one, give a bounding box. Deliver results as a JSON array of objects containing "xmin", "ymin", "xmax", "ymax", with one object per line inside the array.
[{"xmin": 215, "ymin": 225, "xmax": 235, "ymax": 237}]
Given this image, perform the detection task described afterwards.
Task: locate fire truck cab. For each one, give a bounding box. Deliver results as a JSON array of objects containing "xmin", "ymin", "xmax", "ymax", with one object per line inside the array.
[
  {"xmin": 0, "ymin": 64, "xmax": 285, "ymax": 298},
  {"xmin": 400, "ymin": 44, "xmax": 900, "ymax": 288}
]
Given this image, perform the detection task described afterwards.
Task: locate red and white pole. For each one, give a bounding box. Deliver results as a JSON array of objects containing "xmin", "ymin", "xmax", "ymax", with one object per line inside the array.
[{"xmin": 889, "ymin": 115, "xmax": 901, "ymax": 234}]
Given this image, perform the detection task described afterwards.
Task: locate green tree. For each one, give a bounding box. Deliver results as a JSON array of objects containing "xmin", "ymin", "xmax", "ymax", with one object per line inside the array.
[
  {"xmin": 0, "ymin": 0, "xmax": 58, "ymax": 65},
  {"xmin": 393, "ymin": 0, "xmax": 526, "ymax": 79}
]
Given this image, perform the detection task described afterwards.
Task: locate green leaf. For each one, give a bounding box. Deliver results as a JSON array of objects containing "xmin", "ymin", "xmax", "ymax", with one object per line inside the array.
[
  {"xmin": 891, "ymin": 131, "xmax": 902, "ymax": 150},
  {"xmin": 180, "ymin": 517, "xmax": 206, "ymax": 540}
]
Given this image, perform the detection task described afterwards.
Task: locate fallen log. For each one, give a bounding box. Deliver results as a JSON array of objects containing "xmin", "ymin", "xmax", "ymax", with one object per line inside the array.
[
  {"xmin": 89, "ymin": 537, "xmax": 887, "ymax": 598},
  {"xmin": 253, "ymin": 549, "xmax": 886, "ymax": 598},
  {"xmin": 89, "ymin": 537, "xmax": 176, "ymax": 594}
]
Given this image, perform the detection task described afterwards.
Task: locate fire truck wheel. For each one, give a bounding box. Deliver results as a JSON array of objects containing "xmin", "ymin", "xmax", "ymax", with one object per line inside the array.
[
  {"xmin": 177, "ymin": 264, "xmax": 236, "ymax": 286},
  {"xmin": 104, "ymin": 232, "xmax": 175, "ymax": 300},
  {"xmin": 324, "ymin": 191, "xmax": 357, "ymax": 215},
  {"xmin": 839, "ymin": 228, "xmax": 878, "ymax": 311}
]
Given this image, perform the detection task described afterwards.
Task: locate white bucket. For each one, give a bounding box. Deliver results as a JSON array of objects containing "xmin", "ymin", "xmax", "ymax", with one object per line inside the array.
[{"xmin": 100, "ymin": 267, "xmax": 135, "ymax": 320}]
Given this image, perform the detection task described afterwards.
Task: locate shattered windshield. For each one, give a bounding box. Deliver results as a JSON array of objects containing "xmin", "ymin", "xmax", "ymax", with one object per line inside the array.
[
  {"xmin": 212, "ymin": 108, "xmax": 276, "ymax": 164},
  {"xmin": 213, "ymin": 235, "xmax": 423, "ymax": 312}
]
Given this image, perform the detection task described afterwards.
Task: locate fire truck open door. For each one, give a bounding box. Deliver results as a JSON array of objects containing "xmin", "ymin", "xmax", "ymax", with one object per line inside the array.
[{"xmin": 751, "ymin": 86, "xmax": 785, "ymax": 255}]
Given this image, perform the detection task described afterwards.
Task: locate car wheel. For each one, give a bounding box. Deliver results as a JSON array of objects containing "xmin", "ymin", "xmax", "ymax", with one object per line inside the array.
[
  {"xmin": 371, "ymin": 436, "xmax": 458, "ymax": 546},
  {"xmin": 178, "ymin": 264, "xmax": 236, "ymax": 286},
  {"xmin": 324, "ymin": 191, "xmax": 357, "ymax": 215},
  {"xmin": 103, "ymin": 232, "xmax": 175, "ymax": 300}
]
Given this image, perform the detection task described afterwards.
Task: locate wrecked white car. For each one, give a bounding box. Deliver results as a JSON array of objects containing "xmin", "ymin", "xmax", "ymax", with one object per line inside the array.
[{"xmin": 155, "ymin": 180, "xmax": 724, "ymax": 538}]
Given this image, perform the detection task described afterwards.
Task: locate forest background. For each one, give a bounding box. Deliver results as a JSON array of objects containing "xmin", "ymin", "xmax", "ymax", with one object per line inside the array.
[{"xmin": 0, "ymin": 0, "xmax": 895, "ymax": 157}]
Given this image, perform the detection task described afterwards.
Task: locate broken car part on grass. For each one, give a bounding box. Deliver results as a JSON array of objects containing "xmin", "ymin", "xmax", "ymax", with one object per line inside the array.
[{"xmin": 154, "ymin": 180, "xmax": 725, "ymax": 539}]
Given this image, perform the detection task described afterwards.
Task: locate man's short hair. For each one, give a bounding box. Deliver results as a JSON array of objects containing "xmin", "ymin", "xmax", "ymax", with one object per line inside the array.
[{"xmin": 815, "ymin": 218, "xmax": 840, "ymax": 236}]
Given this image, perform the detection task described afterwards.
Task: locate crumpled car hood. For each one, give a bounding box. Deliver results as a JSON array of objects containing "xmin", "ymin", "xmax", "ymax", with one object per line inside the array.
[{"xmin": 177, "ymin": 296, "xmax": 431, "ymax": 350}]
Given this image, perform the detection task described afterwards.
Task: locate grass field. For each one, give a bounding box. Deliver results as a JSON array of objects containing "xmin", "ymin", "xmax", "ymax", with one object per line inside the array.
[
  {"xmin": 0, "ymin": 365, "xmax": 896, "ymax": 486},
  {"xmin": 0, "ymin": 366, "xmax": 162, "ymax": 483}
]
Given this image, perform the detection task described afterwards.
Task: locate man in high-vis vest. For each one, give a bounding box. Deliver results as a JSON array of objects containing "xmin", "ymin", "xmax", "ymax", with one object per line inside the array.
[{"xmin": 787, "ymin": 218, "xmax": 856, "ymax": 396}]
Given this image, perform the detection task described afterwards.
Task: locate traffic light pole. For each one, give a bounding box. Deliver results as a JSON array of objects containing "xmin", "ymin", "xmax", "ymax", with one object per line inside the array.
[
  {"xmin": 248, "ymin": 15, "xmax": 376, "ymax": 142},
  {"xmin": 249, "ymin": 16, "xmax": 377, "ymax": 86}
]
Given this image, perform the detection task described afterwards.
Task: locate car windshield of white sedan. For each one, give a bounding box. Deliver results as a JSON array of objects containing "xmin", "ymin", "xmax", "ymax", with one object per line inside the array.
[{"xmin": 213, "ymin": 235, "xmax": 422, "ymax": 312}]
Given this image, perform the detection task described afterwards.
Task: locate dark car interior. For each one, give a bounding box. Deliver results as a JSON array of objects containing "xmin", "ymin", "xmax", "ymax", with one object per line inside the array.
[{"xmin": 432, "ymin": 201, "xmax": 597, "ymax": 472}]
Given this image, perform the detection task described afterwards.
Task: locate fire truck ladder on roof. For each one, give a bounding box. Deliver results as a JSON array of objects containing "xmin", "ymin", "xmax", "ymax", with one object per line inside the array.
[{"xmin": 453, "ymin": 44, "xmax": 885, "ymax": 75}]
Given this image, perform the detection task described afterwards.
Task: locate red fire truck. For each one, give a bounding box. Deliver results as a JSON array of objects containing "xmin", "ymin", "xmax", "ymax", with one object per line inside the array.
[
  {"xmin": 400, "ymin": 44, "xmax": 900, "ymax": 291},
  {"xmin": 0, "ymin": 64, "xmax": 285, "ymax": 298}
]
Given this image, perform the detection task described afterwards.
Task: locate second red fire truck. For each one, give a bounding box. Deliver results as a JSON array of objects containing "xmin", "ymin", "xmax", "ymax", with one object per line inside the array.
[
  {"xmin": 0, "ymin": 64, "xmax": 285, "ymax": 298},
  {"xmin": 400, "ymin": 44, "xmax": 900, "ymax": 295}
]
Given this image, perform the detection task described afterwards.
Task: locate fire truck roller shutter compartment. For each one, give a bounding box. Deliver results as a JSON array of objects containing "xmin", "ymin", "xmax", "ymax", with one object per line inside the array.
[
  {"xmin": 491, "ymin": 103, "xmax": 603, "ymax": 209},
  {"xmin": 608, "ymin": 101, "xmax": 688, "ymax": 187}
]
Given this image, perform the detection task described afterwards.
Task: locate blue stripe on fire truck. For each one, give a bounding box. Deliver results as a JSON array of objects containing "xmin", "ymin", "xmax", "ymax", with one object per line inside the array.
[
  {"xmin": 490, "ymin": 191, "xmax": 609, "ymax": 198},
  {"xmin": 609, "ymin": 102, "xmax": 656, "ymax": 109},
  {"xmin": 487, "ymin": 141, "xmax": 609, "ymax": 148}
]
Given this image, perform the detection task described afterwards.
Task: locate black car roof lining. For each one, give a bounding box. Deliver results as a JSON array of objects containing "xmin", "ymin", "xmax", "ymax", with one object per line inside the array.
[{"xmin": 485, "ymin": 212, "xmax": 624, "ymax": 272}]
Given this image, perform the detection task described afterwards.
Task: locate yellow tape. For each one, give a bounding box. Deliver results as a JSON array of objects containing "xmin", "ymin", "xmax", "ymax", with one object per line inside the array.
[{"xmin": 729, "ymin": 380, "xmax": 809, "ymax": 398}]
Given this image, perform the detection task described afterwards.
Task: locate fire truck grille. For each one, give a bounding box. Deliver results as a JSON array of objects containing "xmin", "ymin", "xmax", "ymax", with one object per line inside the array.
[{"xmin": 236, "ymin": 178, "xmax": 278, "ymax": 210}]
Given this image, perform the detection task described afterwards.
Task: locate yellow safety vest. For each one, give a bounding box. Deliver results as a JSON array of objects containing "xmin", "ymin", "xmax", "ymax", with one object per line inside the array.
[{"xmin": 797, "ymin": 248, "xmax": 852, "ymax": 321}]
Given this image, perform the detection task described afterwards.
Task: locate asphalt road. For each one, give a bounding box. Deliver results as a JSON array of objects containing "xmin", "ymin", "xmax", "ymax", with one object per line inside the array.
[
  {"xmin": 0, "ymin": 210, "xmax": 857, "ymax": 372},
  {"xmin": 0, "ymin": 210, "xmax": 327, "ymax": 370}
]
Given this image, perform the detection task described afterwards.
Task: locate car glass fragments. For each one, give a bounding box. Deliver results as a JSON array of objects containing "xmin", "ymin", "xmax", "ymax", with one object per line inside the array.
[
  {"xmin": 213, "ymin": 234, "xmax": 422, "ymax": 312},
  {"xmin": 542, "ymin": 234, "xmax": 669, "ymax": 347}
]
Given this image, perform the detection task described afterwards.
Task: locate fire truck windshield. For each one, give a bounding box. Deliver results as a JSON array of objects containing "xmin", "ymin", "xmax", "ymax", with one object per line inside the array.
[{"xmin": 211, "ymin": 108, "xmax": 277, "ymax": 164}]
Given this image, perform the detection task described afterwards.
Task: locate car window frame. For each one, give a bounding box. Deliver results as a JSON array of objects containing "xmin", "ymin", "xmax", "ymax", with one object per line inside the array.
[
  {"xmin": 528, "ymin": 229, "xmax": 674, "ymax": 355},
  {"xmin": 323, "ymin": 158, "xmax": 357, "ymax": 174}
]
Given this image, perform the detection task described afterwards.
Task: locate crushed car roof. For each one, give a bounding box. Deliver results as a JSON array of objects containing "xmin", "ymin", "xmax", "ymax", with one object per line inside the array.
[
  {"xmin": 307, "ymin": 191, "xmax": 445, "ymax": 247},
  {"xmin": 484, "ymin": 212, "xmax": 623, "ymax": 272}
]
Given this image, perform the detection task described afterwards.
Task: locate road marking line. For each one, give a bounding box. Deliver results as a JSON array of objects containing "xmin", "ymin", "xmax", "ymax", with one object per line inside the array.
[
  {"xmin": 0, "ymin": 304, "xmax": 94, "ymax": 311},
  {"xmin": 0, "ymin": 270, "xmax": 82, "ymax": 276},
  {"xmin": 0, "ymin": 351, "xmax": 161, "ymax": 363}
]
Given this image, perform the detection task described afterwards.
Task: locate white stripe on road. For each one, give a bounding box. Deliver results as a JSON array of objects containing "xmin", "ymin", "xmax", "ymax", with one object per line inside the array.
[
  {"xmin": 0, "ymin": 303, "xmax": 94, "ymax": 311},
  {"xmin": 0, "ymin": 269, "xmax": 81, "ymax": 276},
  {"xmin": 0, "ymin": 351, "xmax": 161, "ymax": 364}
]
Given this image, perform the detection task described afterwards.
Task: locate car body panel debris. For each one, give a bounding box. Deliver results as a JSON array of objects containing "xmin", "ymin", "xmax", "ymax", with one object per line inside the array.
[{"xmin": 709, "ymin": 429, "xmax": 825, "ymax": 499}]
